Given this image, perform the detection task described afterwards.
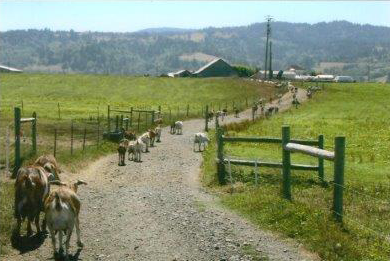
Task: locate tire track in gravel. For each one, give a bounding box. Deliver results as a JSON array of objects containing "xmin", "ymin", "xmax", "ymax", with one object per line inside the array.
[{"xmin": 8, "ymin": 88, "xmax": 320, "ymax": 261}]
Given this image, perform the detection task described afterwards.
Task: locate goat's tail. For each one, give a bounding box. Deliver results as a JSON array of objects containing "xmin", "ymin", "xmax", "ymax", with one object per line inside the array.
[{"xmin": 54, "ymin": 192, "xmax": 62, "ymax": 211}]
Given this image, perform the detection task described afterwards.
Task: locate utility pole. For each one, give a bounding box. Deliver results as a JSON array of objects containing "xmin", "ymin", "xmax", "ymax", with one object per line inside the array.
[
  {"xmin": 263, "ymin": 16, "xmax": 272, "ymax": 80},
  {"xmin": 269, "ymin": 41, "xmax": 273, "ymax": 79}
]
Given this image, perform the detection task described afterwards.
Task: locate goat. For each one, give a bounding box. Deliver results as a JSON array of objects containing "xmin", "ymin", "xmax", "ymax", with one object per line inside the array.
[
  {"xmin": 128, "ymin": 140, "xmax": 143, "ymax": 162},
  {"xmin": 45, "ymin": 180, "xmax": 87, "ymax": 260},
  {"xmin": 123, "ymin": 130, "xmax": 136, "ymax": 141},
  {"xmin": 170, "ymin": 122, "xmax": 176, "ymax": 134},
  {"xmin": 34, "ymin": 154, "xmax": 61, "ymax": 181},
  {"xmin": 174, "ymin": 121, "xmax": 183, "ymax": 135},
  {"xmin": 155, "ymin": 125, "xmax": 162, "ymax": 142},
  {"xmin": 148, "ymin": 129, "xmax": 156, "ymax": 147},
  {"xmin": 207, "ymin": 110, "xmax": 214, "ymax": 122},
  {"xmin": 252, "ymin": 104, "xmax": 258, "ymax": 115},
  {"xmin": 265, "ymin": 106, "xmax": 279, "ymax": 118},
  {"xmin": 14, "ymin": 166, "xmax": 51, "ymax": 237},
  {"xmin": 234, "ymin": 107, "xmax": 240, "ymax": 118},
  {"xmin": 117, "ymin": 139, "xmax": 129, "ymax": 166},
  {"xmin": 139, "ymin": 133, "xmax": 150, "ymax": 152},
  {"xmin": 193, "ymin": 133, "xmax": 210, "ymax": 152}
]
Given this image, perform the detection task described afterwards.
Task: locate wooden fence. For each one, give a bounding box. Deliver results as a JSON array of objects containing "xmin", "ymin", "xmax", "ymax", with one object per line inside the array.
[{"xmin": 216, "ymin": 125, "xmax": 346, "ymax": 222}]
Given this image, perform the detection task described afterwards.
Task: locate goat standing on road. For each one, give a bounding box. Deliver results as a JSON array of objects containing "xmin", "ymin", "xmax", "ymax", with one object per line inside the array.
[
  {"xmin": 175, "ymin": 121, "xmax": 183, "ymax": 135},
  {"xmin": 193, "ymin": 133, "xmax": 210, "ymax": 152},
  {"xmin": 45, "ymin": 180, "xmax": 87, "ymax": 261}
]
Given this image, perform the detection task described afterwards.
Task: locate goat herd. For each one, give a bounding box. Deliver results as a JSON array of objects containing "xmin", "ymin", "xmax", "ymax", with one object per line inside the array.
[
  {"xmin": 13, "ymin": 154, "xmax": 86, "ymax": 260},
  {"xmin": 117, "ymin": 118, "xmax": 210, "ymax": 166}
]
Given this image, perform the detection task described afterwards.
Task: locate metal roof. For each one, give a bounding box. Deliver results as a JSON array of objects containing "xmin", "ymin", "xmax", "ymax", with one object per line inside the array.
[
  {"xmin": 0, "ymin": 64, "xmax": 23, "ymax": 72},
  {"xmin": 193, "ymin": 58, "xmax": 227, "ymax": 74}
]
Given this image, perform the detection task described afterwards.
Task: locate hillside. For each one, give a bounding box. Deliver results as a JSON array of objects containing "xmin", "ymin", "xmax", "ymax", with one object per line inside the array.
[{"xmin": 1, "ymin": 21, "xmax": 390, "ymax": 79}]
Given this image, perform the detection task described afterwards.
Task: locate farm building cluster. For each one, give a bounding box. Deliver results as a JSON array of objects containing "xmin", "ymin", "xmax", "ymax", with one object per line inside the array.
[{"xmin": 167, "ymin": 59, "xmax": 354, "ymax": 82}]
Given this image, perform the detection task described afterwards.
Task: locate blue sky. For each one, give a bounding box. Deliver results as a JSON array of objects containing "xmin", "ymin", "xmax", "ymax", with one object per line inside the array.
[{"xmin": 1, "ymin": 1, "xmax": 390, "ymax": 32}]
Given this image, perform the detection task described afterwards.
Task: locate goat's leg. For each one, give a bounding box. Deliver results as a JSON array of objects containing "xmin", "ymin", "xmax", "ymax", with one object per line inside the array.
[
  {"xmin": 27, "ymin": 218, "xmax": 33, "ymax": 237},
  {"xmin": 75, "ymin": 216, "xmax": 83, "ymax": 247},
  {"xmin": 65, "ymin": 228, "xmax": 72, "ymax": 261},
  {"xmin": 49, "ymin": 228, "xmax": 57, "ymax": 257},
  {"xmin": 15, "ymin": 217, "xmax": 22, "ymax": 237},
  {"xmin": 58, "ymin": 230, "xmax": 64, "ymax": 255},
  {"xmin": 35, "ymin": 213, "xmax": 41, "ymax": 234}
]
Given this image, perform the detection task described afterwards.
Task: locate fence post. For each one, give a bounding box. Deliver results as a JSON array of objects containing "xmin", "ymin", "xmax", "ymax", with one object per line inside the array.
[
  {"xmin": 115, "ymin": 115, "xmax": 119, "ymax": 131},
  {"xmin": 282, "ymin": 125, "xmax": 292, "ymax": 200},
  {"xmin": 169, "ymin": 107, "xmax": 172, "ymax": 123},
  {"xmin": 58, "ymin": 102, "xmax": 61, "ymax": 120},
  {"xmin": 252, "ymin": 107, "xmax": 255, "ymax": 122},
  {"xmin": 54, "ymin": 129, "xmax": 57, "ymax": 157},
  {"xmin": 13, "ymin": 107, "xmax": 21, "ymax": 178},
  {"xmin": 151, "ymin": 110, "xmax": 155, "ymax": 125},
  {"xmin": 107, "ymin": 105, "xmax": 111, "ymax": 132},
  {"xmin": 32, "ymin": 112, "xmax": 37, "ymax": 155},
  {"xmin": 186, "ymin": 104, "xmax": 189, "ymax": 117},
  {"xmin": 120, "ymin": 115, "xmax": 123, "ymax": 129},
  {"xmin": 145, "ymin": 112, "xmax": 148, "ymax": 129},
  {"xmin": 318, "ymin": 134, "xmax": 325, "ymax": 183},
  {"xmin": 333, "ymin": 136, "xmax": 345, "ymax": 223},
  {"xmin": 97, "ymin": 117, "xmax": 100, "ymax": 146},
  {"xmin": 130, "ymin": 107, "xmax": 133, "ymax": 127},
  {"xmin": 83, "ymin": 128, "xmax": 86, "ymax": 151},
  {"xmin": 215, "ymin": 114, "xmax": 219, "ymax": 129},
  {"xmin": 205, "ymin": 105, "xmax": 209, "ymax": 132},
  {"xmin": 158, "ymin": 105, "xmax": 161, "ymax": 118},
  {"xmin": 21, "ymin": 100, "xmax": 24, "ymax": 115},
  {"xmin": 137, "ymin": 112, "xmax": 141, "ymax": 132},
  {"xmin": 70, "ymin": 120, "xmax": 74, "ymax": 155},
  {"xmin": 217, "ymin": 127, "xmax": 226, "ymax": 185},
  {"xmin": 246, "ymin": 97, "xmax": 248, "ymax": 107}
]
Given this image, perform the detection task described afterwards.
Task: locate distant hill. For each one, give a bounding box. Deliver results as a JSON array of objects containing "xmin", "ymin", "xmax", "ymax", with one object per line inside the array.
[
  {"xmin": 136, "ymin": 27, "xmax": 196, "ymax": 34},
  {"xmin": 1, "ymin": 21, "xmax": 389, "ymax": 80}
]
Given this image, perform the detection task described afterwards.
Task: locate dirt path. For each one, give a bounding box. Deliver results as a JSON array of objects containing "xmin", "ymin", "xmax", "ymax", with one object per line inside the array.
[{"xmin": 8, "ymin": 88, "xmax": 319, "ymax": 261}]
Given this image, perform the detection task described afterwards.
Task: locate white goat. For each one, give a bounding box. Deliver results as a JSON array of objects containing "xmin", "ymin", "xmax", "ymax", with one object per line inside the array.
[
  {"xmin": 139, "ymin": 133, "xmax": 150, "ymax": 152},
  {"xmin": 155, "ymin": 126, "xmax": 162, "ymax": 142},
  {"xmin": 193, "ymin": 132, "xmax": 210, "ymax": 152},
  {"xmin": 128, "ymin": 140, "xmax": 143, "ymax": 162},
  {"xmin": 175, "ymin": 121, "xmax": 183, "ymax": 135},
  {"xmin": 45, "ymin": 180, "xmax": 87, "ymax": 261}
]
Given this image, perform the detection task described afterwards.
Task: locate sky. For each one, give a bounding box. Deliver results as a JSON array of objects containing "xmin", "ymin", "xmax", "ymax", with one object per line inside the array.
[{"xmin": 1, "ymin": 1, "xmax": 390, "ymax": 32}]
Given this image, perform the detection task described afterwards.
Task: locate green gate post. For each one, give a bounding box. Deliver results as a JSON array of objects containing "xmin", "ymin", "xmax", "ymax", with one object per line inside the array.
[
  {"xmin": 32, "ymin": 112, "xmax": 37, "ymax": 155},
  {"xmin": 216, "ymin": 127, "xmax": 226, "ymax": 185},
  {"xmin": 333, "ymin": 136, "xmax": 345, "ymax": 223},
  {"xmin": 13, "ymin": 107, "xmax": 21, "ymax": 178},
  {"xmin": 107, "ymin": 105, "xmax": 111, "ymax": 132},
  {"xmin": 318, "ymin": 134, "xmax": 325, "ymax": 184},
  {"xmin": 282, "ymin": 126, "xmax": 292, "ymax": 200},
  {"xmin": 205, "ymin": 105, "xmax": 209, "ymax": 132}
]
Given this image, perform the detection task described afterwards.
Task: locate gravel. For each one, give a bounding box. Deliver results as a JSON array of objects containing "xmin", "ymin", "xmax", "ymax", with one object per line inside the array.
[{"xmin": 7, "ymin": 88, "xmax": 319, "ymax": 261}]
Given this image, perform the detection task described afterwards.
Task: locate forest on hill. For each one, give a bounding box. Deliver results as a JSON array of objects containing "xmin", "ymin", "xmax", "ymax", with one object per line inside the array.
[{"xmin": 1, "ymin": 21, "xmax": 389, "ymax": 81}]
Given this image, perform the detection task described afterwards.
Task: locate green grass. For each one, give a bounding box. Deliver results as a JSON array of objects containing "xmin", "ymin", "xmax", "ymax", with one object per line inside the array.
[
  {"xmin": 202, "ymin": 82, "xmax": 390, "ymax": 260},
  {"xmin": 0, "ymin": 181, "xmax": 14, "ymax": 255},
  {"xmin": 0, "ymin": 73, "xmax": 279, "ymax": 255}
]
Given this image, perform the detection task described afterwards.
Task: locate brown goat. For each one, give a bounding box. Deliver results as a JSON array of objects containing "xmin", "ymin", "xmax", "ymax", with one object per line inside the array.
[
  {"xmin": 34, "ymin": 154, "xmax": 61, "ymax": 180},
  {"xmin": 14, "ymin": 166, "xmax": 50, "ymax": 237}
]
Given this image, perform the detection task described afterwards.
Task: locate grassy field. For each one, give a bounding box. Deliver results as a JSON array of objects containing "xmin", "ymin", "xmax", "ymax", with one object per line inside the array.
[
  {"xmin": 202, "ymin": 82, "xmax": 390, "ymax": 260},
  {"xmin": 0, "ymin": 74, "xmax": 278, "ymax": 255}
]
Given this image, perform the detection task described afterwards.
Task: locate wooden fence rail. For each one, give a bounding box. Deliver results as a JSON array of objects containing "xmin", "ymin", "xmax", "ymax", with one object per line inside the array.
[{"xmin": 216, "ymin": 125, "xmax": 346, "ymax": 222}]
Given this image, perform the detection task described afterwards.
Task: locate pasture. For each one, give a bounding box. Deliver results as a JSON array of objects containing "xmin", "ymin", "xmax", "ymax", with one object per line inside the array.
[
  {"xmin": 0, "ymin": 74, "xmax": 278, "ymax": 255},
  {"xmin": 202, "ymin": 82, "xmax": 390, "ymax": 260}
]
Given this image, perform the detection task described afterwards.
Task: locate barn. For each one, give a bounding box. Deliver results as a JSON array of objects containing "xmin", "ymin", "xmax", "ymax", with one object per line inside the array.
[
  {"xmin": 168, "ymin": 69, "xmax": 193, "ymax": 78},
  {"xmin": 0, "ymin": 64, "xmax": 23, "ymax": 73},
  {"xmin": 193, "ymin": 58, "xmax": 237, "ymax": 77}
]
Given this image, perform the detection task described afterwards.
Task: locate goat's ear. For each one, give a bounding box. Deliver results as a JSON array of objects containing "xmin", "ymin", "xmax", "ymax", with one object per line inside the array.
[{"xmin": 76, "ymin": 180, "xmax": 87, "ymax": 186}]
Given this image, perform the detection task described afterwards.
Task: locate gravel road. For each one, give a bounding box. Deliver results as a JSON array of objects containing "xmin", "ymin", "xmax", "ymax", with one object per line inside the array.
[{"xmin": 7, "ymin": 88, "xmax": 320, "ymax": 261}]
